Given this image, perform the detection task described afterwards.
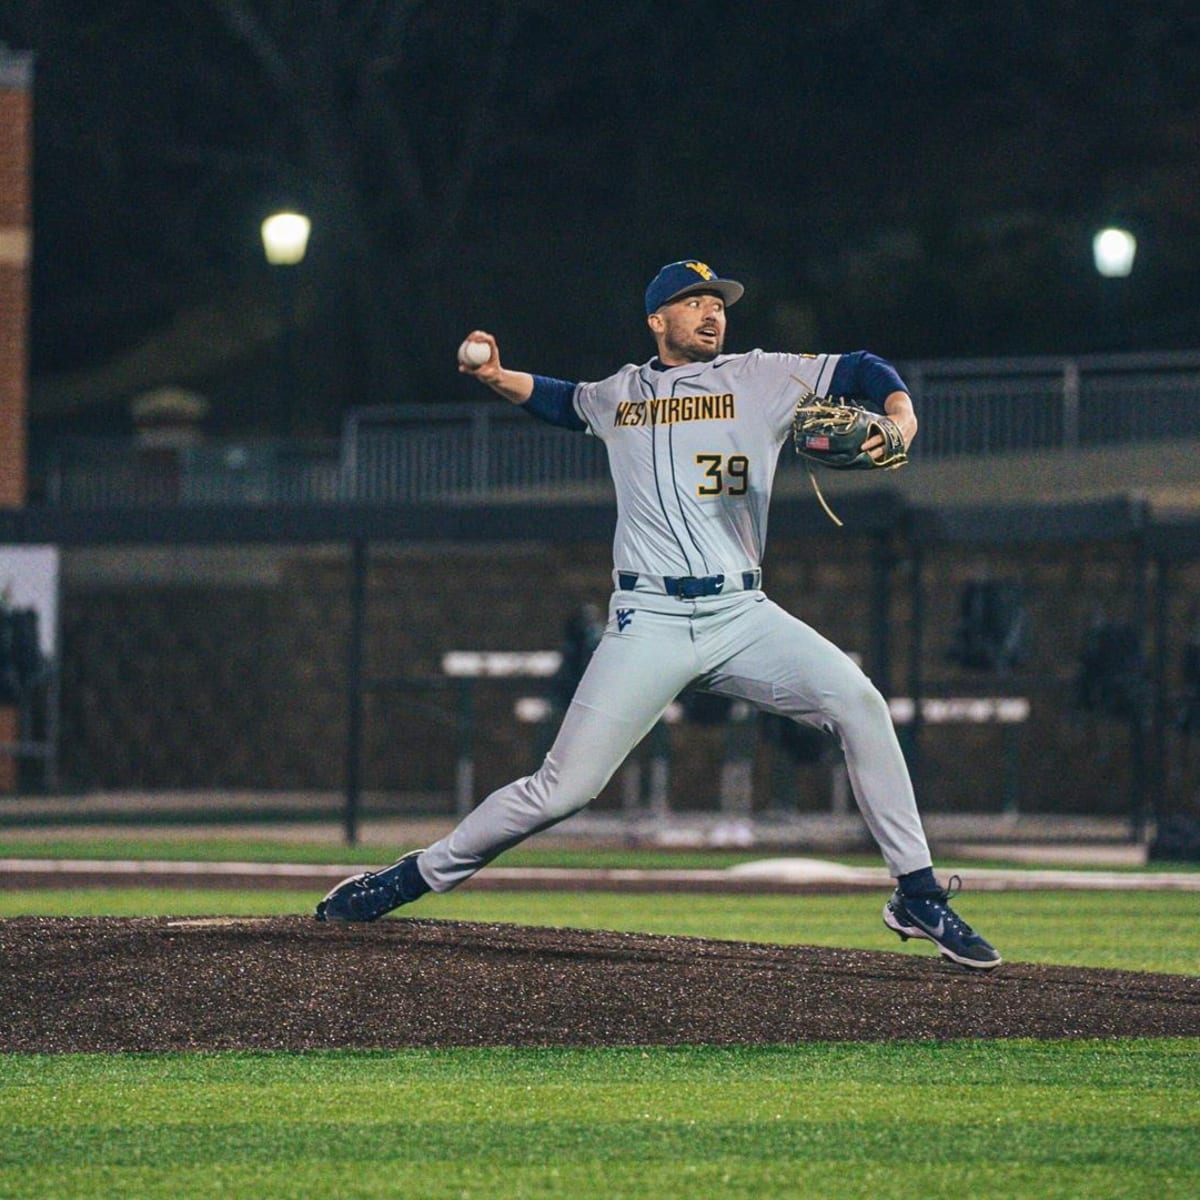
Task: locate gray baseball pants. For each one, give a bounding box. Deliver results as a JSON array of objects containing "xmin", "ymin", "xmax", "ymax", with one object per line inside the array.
[{"xmin": 419, "ymin": 585, "xmax": 932, "ymax": 889}]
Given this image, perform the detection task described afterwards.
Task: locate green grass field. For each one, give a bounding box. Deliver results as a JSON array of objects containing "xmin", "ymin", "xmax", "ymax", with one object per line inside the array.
[
  {"xmin": 2, "ymin": 1041, "xmax": 1197, "ymax": 1199},
  {"xmin": 2, "ymin": 841, "xmax": 1198, "ymax": 1199},
  {"xmin": 0, "ymin": 836, "xmax": 775, "ymax": 868}
]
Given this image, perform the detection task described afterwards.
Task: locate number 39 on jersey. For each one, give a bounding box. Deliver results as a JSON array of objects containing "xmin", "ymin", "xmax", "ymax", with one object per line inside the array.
[{"xmin": 696, "ymin": 453, "xmax": 749, "ymax": 496}]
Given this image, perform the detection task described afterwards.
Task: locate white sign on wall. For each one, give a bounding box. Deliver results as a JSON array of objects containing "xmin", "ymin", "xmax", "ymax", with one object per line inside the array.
[{"xmin": 0, "ymin": 545, "xmax": 60, "ymax": 657}]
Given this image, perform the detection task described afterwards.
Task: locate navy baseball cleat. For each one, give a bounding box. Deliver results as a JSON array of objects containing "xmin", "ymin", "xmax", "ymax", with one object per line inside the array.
[
  {"xmin": 315, "ymin": 849, "xmax": 429, "ymax": 922},
  {"xmin": 883, "ymin": 875, "xmax": 1001, "ymax": 970}
]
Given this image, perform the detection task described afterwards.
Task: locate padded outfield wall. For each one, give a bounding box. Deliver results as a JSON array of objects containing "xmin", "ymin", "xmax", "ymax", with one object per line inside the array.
[{"xmin": 20, "ymin": 495, "xmax": 1196, "ymax": 830}]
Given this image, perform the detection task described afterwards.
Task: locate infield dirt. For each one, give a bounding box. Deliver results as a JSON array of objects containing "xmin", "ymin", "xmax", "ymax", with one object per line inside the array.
[{"xmin": 2, "ymin": 916, "xmax": 1197, "ymax": 1052}]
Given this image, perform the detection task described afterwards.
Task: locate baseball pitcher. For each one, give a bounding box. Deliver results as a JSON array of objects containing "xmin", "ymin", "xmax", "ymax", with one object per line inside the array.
[{"xmin": 317, "ymin": 259, "xmax": 1001, "ymax": 970}]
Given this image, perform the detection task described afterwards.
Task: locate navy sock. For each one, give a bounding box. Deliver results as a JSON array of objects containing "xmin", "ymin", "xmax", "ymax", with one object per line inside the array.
[
  {"xmin": 399, "ymin": 853, "xmax": 432, "ymax": 900},
  {"xmin": 897, "ymin": 866, "xmax": 938, "ymax": 898}
]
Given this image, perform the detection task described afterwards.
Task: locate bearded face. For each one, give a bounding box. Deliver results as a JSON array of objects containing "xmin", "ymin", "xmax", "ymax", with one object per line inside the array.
[{"xmin": 649, "ymin": 292, "xmax": 727, "ymax": 364}]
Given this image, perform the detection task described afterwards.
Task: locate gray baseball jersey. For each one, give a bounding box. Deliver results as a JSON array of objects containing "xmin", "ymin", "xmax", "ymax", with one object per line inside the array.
[
  {"xmin": 575, "ymin": 350, "xmax": 838, "ymax": 579},
  {"xmin": 418, "ymin": 349, "xmax": 935, "ymax": 891}
]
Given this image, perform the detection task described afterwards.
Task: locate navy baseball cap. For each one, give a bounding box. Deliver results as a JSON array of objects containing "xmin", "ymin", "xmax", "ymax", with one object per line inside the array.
[{"xmin": 644, "ymin": 260, "xmax": 745, "ymax": 315}]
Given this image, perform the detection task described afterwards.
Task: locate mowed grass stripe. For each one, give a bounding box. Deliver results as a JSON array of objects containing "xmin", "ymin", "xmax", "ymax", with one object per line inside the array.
[
  {"xmin": 2, "ymin": 1162, "xmax": 1194, "ymax": 1200},
  {"xmin": 4, "ymin": 1120, "xmax": 1198, "ymax": 1167},
  {"xmin": 5, "ymin": 1039, "xmax": 1197, "ymax": 1088}
]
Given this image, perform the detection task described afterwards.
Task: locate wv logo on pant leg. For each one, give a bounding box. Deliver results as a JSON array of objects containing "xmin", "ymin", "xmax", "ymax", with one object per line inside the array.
[{"xmin": 616, "ymin": 609, "xmax": 635, "ymax": 631}]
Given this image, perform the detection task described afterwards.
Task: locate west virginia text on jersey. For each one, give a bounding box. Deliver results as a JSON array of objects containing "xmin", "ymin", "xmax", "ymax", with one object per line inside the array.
[{"xmin": 613, "ymin": 393, "xmax": 736, "ymax": 427}]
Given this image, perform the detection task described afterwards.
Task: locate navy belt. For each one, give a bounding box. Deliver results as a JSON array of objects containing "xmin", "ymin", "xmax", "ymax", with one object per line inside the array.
[{"xmin": 617, "ymin": 569, "xmax": 762, "ymax": 597}]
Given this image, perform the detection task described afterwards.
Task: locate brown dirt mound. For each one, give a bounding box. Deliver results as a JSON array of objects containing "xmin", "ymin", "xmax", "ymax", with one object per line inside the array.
[{"xmin": 2, "ymin": 916, "xmax": 1197, "ymax": 1052}]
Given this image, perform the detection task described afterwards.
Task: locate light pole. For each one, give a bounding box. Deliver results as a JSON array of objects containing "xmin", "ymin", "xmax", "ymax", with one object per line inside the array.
[{"xmin": 260, "ymin": 210, "xmax": 311, "ymax": 432}]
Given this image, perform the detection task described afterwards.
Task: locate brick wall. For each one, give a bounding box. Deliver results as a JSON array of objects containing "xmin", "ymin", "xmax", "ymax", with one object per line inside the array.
[
  {"xmin": 0, "ymin": 48, "xmax": 31, "ymax": 506},
  {"xmin": 0, "ymin": 50, "xmax": 32, "ymax": 792}
]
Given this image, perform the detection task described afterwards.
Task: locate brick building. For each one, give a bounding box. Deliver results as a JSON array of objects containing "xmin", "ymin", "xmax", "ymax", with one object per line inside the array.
[
  {"xmin": 1, "ymin": 44, "xmax": 32, "ymax": 788},
  {"xmin": 0, "ymin": 43, "xmax": 31, "ymax": 506}
]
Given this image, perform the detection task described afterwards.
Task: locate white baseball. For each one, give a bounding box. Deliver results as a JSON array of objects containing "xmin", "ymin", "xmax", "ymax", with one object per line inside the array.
[{"xmin": 458, "ymin": 339, "xmax": 491, "ymax": 367}]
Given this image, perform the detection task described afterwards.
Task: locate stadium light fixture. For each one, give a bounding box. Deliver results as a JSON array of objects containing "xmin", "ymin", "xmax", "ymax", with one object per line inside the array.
[
  {"xmin": 1092, "ymin": 227, "xmax": 1136, "ymax": 278},
  {"xmin": 260, "ymin": 211, "xmax": 311, "ymax": 266}
]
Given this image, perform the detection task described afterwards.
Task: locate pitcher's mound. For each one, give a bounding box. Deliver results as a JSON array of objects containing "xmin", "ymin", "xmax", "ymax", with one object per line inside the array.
[{"xmin": 2, "ymin": 916, "xmax": 1196, "ymax": 1051}]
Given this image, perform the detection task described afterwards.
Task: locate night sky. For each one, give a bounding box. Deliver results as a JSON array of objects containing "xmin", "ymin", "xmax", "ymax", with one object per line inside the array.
[{"xmin": 2, "ymin": 1, "xmax": 1198, "ymax": 437}]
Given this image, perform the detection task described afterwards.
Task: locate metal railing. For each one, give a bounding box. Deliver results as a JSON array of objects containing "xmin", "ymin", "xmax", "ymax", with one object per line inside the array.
[
  {"xmin": 902, "ymin": 350, "xmax": 1200, "ymax": 458},
  {"xmin": 32, "ymin": 351, "xmax": 1200, "ymax": 507},
  {"xmin": 38, "ymin": 440, "xmax": 345, "ymax": 508},
  {"xmin": 343, "ymin": 404, "xmax": 610, "ymax": 501}
]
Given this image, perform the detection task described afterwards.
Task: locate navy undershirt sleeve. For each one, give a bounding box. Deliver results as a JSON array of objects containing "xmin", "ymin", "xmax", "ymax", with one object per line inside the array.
[
  {"xmin": 520, "ymin": 375, "xmax": 587, "ymax": 431},
  {"xmin": 828, "ymin": 352, "xmax": 909, "ymax": 406}
]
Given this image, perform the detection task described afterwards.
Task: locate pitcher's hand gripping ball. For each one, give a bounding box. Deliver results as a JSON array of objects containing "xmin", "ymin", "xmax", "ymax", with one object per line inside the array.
[{"xmin": 793, "ymin": 396, "xmax": 909, "ymax": 471}]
